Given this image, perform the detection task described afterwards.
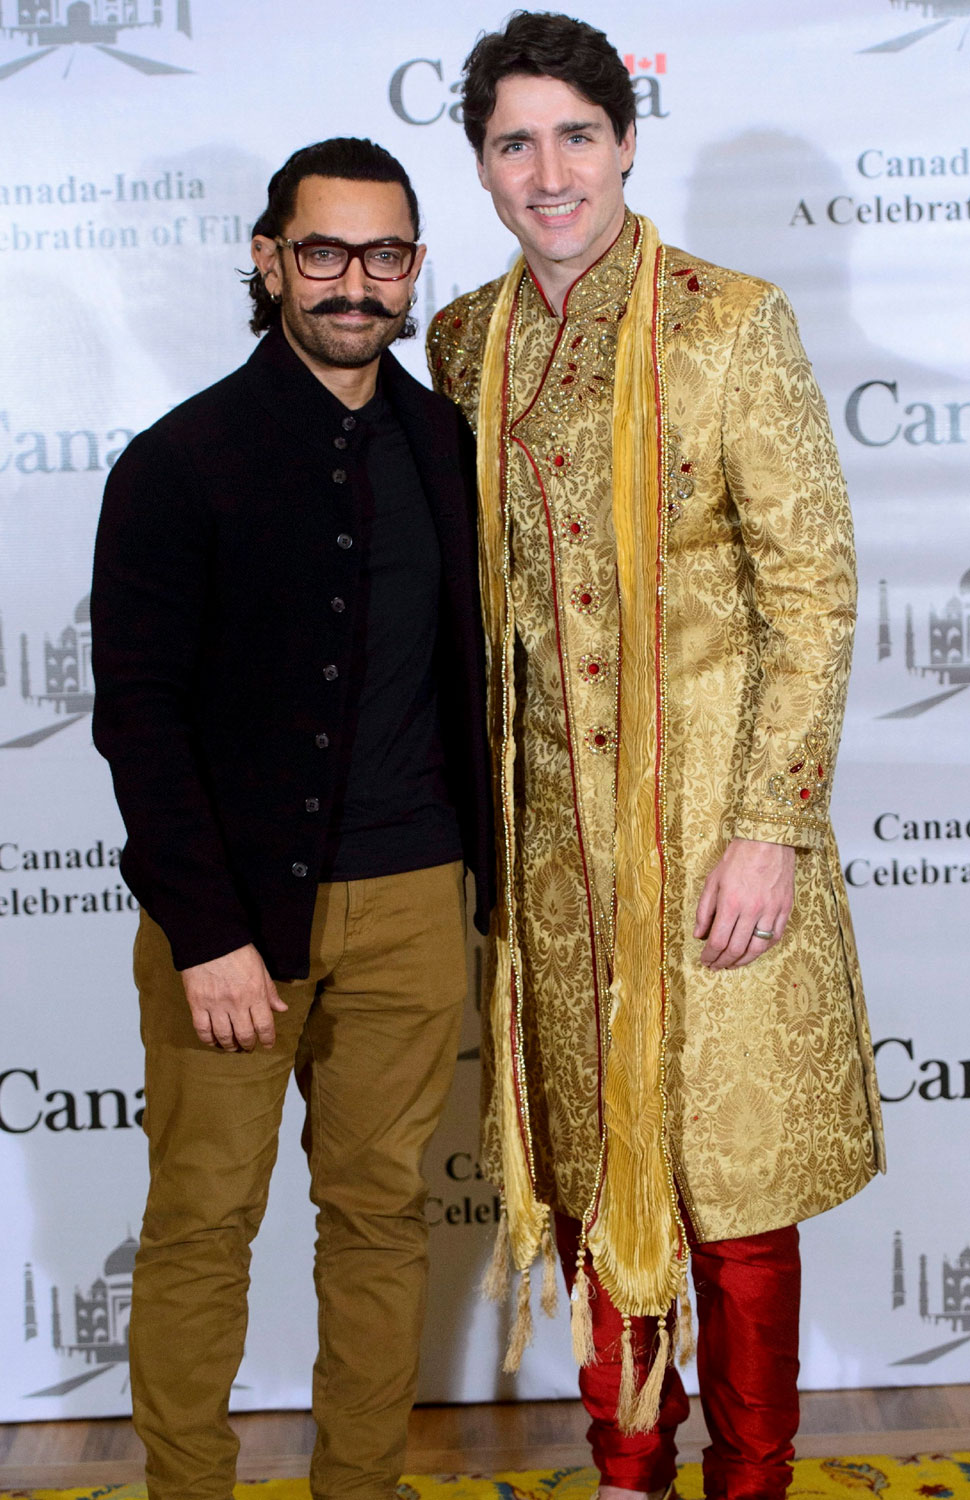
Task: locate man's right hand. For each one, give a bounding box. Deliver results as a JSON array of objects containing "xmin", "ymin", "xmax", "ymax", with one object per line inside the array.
[{"xmin": 180, "ymin": 943, "xmax": 288, "ymax": 1052}]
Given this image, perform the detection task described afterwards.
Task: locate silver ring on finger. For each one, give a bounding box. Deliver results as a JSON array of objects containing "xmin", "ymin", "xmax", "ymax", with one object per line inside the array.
[{"xmin": 753, "ymin": 927, "xmax": 774, "ymax": 941}]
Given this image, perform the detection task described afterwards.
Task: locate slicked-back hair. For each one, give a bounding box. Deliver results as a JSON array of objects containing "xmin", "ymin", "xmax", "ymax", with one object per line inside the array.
[
  {"xmin": 461, "ymin": 11, "xmax": 636, "ymax": 174},
  {"xmin": 244, "ymin": 138, "xmax": 421, "ymax": 336}
]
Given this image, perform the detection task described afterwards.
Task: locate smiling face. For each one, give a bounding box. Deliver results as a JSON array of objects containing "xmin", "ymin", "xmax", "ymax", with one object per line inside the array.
[
  {"xmin": 251, "ymin": 174, "xmax": 425, "ymax": 377},
  {"xmin": 477, "ymin": 73, "xmax": 635, "ymax": 302}
]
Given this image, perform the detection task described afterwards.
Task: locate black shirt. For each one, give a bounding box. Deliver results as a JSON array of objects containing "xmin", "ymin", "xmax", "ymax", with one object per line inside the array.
[{"xmin": 321, "ymin": 387, "xmax": 462, "ymax": 881}]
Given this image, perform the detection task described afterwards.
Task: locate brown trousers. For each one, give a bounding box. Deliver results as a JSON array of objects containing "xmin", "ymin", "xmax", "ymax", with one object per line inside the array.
[{"xmin": 130, "ymin": 862, "xmax": 467, "ymax": 1500}]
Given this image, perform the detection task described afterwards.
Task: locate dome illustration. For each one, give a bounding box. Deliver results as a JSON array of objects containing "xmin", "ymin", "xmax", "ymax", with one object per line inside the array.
[
  {"xmin": 103, "ymin": 1235, "xmax": 138, "ymax": 1278},
  {"xmin": 74, "ymin": 594, "xmax": 91, "ymax": 625}
]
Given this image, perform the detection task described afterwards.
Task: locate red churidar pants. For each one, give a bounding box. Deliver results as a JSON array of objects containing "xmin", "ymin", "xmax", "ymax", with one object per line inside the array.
[{"xmin": 555, "ymin": 1213, "xmax": 801, "ymax": 1500}]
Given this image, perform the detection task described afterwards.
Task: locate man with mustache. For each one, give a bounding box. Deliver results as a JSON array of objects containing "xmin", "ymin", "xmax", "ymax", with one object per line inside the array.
[
  {"xmin": 91, "ymin": 137, "xmax": 492, "ymax": 1500},
  {"xmin": 428, "ymin": 13, "xmax": 884, "ymax": 1500}
]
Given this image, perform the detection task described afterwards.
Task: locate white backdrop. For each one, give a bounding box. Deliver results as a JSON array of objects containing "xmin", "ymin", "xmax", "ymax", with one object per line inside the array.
[{"xmin": 1, "ymin": 0, "xmax": 969, "ymax": 1422}]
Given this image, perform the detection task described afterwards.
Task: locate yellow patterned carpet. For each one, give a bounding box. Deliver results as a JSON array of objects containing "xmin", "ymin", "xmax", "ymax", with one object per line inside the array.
[{"xmin": 4, "ymin": 1456, "xmax": 970, "ymax": 1500}]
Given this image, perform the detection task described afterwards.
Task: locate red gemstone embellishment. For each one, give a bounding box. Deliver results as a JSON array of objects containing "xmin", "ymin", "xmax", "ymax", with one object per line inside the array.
[
  {"xmin": 571, "ymin": 334, "xmax": 584, "ymax": 350},
  {"xmin": 817, "ymin": 763, "xmax": 824, "ymax": 777},
  {"xmin": 560, "ymin": 513, "xmax": 588, "ymax": 543},
  {"xmin": 800, "ymin": 788, "xmax": 811, "ymax": 800},
  {"xmin": 571, "ymin": 582, "xmax": 600, "ymax": 613},
  {"xmin": 585, "ymin": 723, "xmax": 615, "ymax": 754},
  {"xmin": 554, "ymin": 455, "xmax": 565, "ymax": 467},
  {"xmin": 579, "ymin": 654, "xmax": 608, "ymax": 683},
  {"xmin": 687, "ymin": 275, "xmax": 700, "ymax": 292},
  {"xmin": 681, "ymin": 462, "xmax": 693, "ymax": 474},
  {"xmin": 790, "ymin": 761, "xmax": 804, "ymax": 773},
  {"xmin": 562, "ymin": 375, "xmax": 575, "ymax": 384}
]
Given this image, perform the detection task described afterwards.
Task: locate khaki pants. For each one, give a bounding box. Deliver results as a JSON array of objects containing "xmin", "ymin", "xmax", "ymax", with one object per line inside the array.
[{"xmin": 130, "ymin": 862, "xmax": 467, "ymax": 1500}]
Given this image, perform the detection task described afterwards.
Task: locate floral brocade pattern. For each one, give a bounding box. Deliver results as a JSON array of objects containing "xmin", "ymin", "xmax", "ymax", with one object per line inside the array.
[
  {"xmin": 502, "ymin": 215, "xmax": 640, "ymax": 1217},
  {"xmin": 428, "ymin": 227, "xmax": 884, "ymax": 1243}
]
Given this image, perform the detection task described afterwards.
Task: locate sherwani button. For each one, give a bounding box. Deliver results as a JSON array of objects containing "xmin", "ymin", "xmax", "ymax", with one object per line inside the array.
[
  {"xmin": 323, "ymin": 664, "xmax": 338, "ymax": 681},
  {"xmin": 337, "ymin": 533, "xmax": 353, "ymax": 549},
  {"xmin": 315, "ymin": 732, "xmax": 330, "ymax": 748},
  {"xmin": 331, "ymin": 597, "xmax": 346, "ymax": 613},
  {"xmin": 334, "ymin": 436, "xmax": 348, "ymax": 450},
  {"xmin": 332, "ymin": 469, "xmax": 347, "ymax": 484},
  {"xmin": 291, "ymin": 862, "xmax": 308, "ymax": 878},
  {"xmin": 305, "ymin": 798, "xmax": 320, "ymax": 813},
  {"xmin": 342, "ymin": 415, "xmax": 356, "ymax": 431}
]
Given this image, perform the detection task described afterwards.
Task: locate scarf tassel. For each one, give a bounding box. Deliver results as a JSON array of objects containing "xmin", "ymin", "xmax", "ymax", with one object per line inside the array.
[
  {"xmin": 570, "ymin": 1243, "xmax": 597, "ymax": 1367},
  {"xmin": 503, "ymin": 1267, "xmax": 534, "ymax": 1374},
  {"xmin": 617, "ymin": 1319, "xmax": 671, "ymax": 1436},
  {"xmin": 481, "ymin": 1211, "xmax": 512, "ymax": 1304},
  {"xmin": 617, "ymin": 1317, "xmax": 638, "ymax": 1430},
  {"xmin": 540, "ymin": 1224, "xmax": 559, "ymax": 1319},
  {"xmin": 676, "ymin": 1275, "xmax": 695, "ymax": 1368}
]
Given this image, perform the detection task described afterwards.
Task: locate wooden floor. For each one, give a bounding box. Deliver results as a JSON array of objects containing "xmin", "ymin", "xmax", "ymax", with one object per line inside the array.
[{"xmin": 0, "ymin": 1388, "xmax": 968, "ymax": 1491}]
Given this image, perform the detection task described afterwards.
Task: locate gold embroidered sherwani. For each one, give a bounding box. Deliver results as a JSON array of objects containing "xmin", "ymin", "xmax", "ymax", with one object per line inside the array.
[{"xmin": 427, "ymin": 214, "xmax": 885, "ymax": 1328}]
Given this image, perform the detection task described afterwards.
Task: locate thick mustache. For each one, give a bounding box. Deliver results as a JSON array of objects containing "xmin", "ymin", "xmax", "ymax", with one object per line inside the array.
[{"xmin": 308, "ymin": 296, "xmax": 397, "ymax": 320}]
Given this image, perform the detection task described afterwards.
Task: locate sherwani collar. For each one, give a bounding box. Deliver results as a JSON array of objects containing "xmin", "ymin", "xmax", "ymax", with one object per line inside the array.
[{"xmin": 523, "ymin": 210, "xmax": 642, "ymax": 325}]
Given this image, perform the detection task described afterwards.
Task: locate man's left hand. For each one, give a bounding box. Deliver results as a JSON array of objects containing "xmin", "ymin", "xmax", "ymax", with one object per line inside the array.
[{"xmin": 693, "ymin": 838, "xmax": 796, "ymax": 970}]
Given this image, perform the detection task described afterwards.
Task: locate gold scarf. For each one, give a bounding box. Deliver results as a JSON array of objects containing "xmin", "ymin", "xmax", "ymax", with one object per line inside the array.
[{"xmin": 477, "ymin": 218, "xmax": 687, "ymax": 1425}]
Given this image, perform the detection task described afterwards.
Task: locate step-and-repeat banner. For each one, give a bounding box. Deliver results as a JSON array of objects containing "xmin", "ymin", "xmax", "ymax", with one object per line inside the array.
[{"xmin": 1, "ymin": 0, "xmax": 968, "ymax": 1421}]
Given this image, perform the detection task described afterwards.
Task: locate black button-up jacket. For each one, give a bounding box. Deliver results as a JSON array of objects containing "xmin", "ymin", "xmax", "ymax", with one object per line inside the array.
[{"xmin": 91, "ymin": 326, "xmax": 494, "ymax": 978}]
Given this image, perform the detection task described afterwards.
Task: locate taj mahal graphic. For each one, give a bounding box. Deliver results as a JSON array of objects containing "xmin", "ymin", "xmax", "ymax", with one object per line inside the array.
[
  {"xmin": 20, "ymin": 1232, "xmax": 252, "ymax": 1399},
  {"xmin": 861, "ymin": 0, "xmax": 970, "ymax": 52},
  {"xmin": 21, "ymin": 1232, "xmax": 136, "ymax": 1397},
  {"xmin": 875, "ymin": 569, "xmax": 970, "ymax": 719},
  {"xmin": 889, "ymin": 1231, "xmax": 970, "ymax": 1368},
  {"xmin": 888, "ymin": 0, "xmax": 970, "ymax": 15},
  {"xmin": 0, "ymin": 0, "xmax": 192, "ymax": 78},
  {"xmin": 0, "ymin": 592, "xmax": 95, "ymax": 749},
  {"xmin": 3, "ymin": 0, "xmax": 190, "ymax": 42}
]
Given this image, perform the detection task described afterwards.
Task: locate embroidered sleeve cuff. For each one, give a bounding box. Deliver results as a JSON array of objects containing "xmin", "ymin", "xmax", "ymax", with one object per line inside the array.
[{"xmin": 732, "ymin": 812, "xmax": 827, "ymax": 851}]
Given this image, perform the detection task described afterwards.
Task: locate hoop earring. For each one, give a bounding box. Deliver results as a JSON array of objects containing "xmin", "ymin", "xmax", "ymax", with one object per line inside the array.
[{"xmin": 408, "ymin": 289, "xmax": 418, "ymax": 310}]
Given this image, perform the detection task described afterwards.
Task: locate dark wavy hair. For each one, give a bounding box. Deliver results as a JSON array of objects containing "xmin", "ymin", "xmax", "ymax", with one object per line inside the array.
[
  {"xmin": 244, "ymin": 138, "xmax": 421, "ymax": 336},
  {"xmin": 461, "ymin": 11, "xmax": 636, "ymax": 181}
]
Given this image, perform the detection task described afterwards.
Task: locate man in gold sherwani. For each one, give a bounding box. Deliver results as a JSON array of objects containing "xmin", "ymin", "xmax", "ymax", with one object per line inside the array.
[{"xmin": 427, "ymin": 14, "xmax": 885, "ymax": 1500}]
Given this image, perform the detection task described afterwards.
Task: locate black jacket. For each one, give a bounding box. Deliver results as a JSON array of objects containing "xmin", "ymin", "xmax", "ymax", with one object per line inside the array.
[{"xmin": 91, "ymin": 325, "xmax": 494, "ymax": 978}]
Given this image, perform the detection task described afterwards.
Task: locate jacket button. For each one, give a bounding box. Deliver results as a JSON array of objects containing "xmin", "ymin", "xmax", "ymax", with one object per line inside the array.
[
  {"xmin": 315, "ymin": 732, "xmax": 330, "ymax": 748},
  {"xmin": 334, "ymin": 436, "xmax": 348, "ymax": 450},
  {"xmin": 305, "ymin": 797, "xmax": 320, "ymax": 813},
  {"xmin": 331, "ymin": 596, "xmax": 346, "ymax": 613},
  {"xmin": 342, "ymin": 415, "xmax": 356, "ymax": 431},
  {"xmin": 323, "ymin": 664, "xmax": 338, "ymax": 681},
  {"xmin": 291, "ymin": 862, "xmax": 308, "ymax": 878},
  {"xmin": 332, "ymin": 468, "xmax": 347, "ymax": 484},
  {"xmin": 337, "ymin": 533, "xmax": 353, "ymax": 549}
]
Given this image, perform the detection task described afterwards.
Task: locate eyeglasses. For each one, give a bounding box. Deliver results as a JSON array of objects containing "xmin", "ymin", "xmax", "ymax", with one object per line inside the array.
[{"xmin": 275, "ymin": 236, "xmax": 418, "ymax": 281}]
